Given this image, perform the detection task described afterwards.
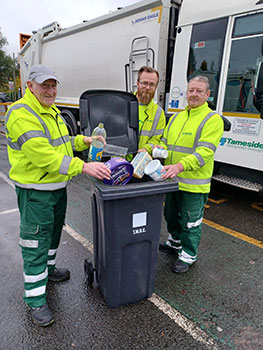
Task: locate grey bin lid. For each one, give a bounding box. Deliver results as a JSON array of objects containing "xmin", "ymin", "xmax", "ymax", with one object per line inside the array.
[{"xmin": 80, "ymin": 90, "xmax": 139, "ymax": 156}]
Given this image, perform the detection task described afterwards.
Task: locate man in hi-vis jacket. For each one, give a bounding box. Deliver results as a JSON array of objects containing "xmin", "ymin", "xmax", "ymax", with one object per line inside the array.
[
  {"xmin": 5, "ymin": 65, "xmax": 111, "ymax": 326},
  {"xmin": 135, "ymin": 66, "xmax": 166, "ymax": 155},
  {"xmin": 159, "ymin": 76, "xmax": 224, "ymax": 273}
]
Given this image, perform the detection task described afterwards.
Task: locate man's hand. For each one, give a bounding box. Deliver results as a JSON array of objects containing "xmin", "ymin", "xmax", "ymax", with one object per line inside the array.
[
  {"xmin": 137, "ymin": 148, "xmax": 148, "ymax": 153},
  {"xmin": 82, "ymin": 162, "xmax": 111, "ymax": 180},
  {"xmin": 83, "ymin": 136, "xmax": 106, "ymax": 147},
  {"xmin": 152, "ymin": 145, "xmax": 164, "ymax": 150},
  {"xmin": 162, "ymin": 163, "xmax": 184, "ymax": 179}
]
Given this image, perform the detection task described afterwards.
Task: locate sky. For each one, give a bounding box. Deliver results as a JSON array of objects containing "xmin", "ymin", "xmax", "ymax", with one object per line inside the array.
[{"xmin": 1, "ymin": 0, "xmax": 141, "ymax": 56}]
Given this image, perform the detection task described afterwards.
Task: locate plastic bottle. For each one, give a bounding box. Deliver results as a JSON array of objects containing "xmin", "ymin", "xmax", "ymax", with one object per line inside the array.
[{"xmin": 88, "ymin": 123, "xmax": 107, "ymax": 162}]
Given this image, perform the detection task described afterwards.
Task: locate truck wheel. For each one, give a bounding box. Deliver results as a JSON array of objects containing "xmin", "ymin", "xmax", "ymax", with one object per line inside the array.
[
  {"xmin": 60, "ymin": 109, "xmax": 78, "ymax": 136},
  {"xmin": 84, "ymin": 259, "xmax": 94, "ymax": 285}
]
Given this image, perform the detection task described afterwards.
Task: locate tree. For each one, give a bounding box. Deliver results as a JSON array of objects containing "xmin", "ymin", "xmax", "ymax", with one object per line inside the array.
[{"xmin": 0, "ymin": 28, "xmax": 19, "ymax": 93}]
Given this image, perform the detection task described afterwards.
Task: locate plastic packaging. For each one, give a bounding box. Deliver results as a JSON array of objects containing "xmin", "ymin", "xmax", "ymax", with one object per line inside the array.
[
  {"xmin": 103, "ymin": 157, "xmax": 134, "ymax": 185},
  {"xmin": 144, "ymin": 159, "xmax": 165, "ymax": 181},
  {"xmin": 88, "ymin": 123, "xmax": 106, "ymax": 162},
  {"xmin": 131, "ymin": 152, "xmax": 152, "ymax": 179},
  {"xmin": 152, "ymin": 147, "xmax": 168, "ymax": 159},
  {"xmin": 104, "ymin": 143, "xmax": 128, "ymax": 157}
]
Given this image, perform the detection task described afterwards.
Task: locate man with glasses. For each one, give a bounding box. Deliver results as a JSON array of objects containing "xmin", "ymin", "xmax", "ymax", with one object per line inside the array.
[
  {"xmin": 135, "ymin": 66, "xmax": 166, "ymax": 155},
  {"xmin": 5, "ymin": 64, "xmax": 111, "ymax": 327}
]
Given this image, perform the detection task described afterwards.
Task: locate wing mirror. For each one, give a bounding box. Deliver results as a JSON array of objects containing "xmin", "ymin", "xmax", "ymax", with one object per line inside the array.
[
  {"xmin": 255, "ymin": 60, "xmax": 263, "ymax": 93},
  {"xmin": 254, "ymin": 60, "xmax": 263, "ymax": 118}
]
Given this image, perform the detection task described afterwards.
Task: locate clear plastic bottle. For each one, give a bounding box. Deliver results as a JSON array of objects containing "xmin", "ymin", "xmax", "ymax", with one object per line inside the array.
[{"xmin": 88, "ymin": 123, "xmax": 107, "ymax": 162}]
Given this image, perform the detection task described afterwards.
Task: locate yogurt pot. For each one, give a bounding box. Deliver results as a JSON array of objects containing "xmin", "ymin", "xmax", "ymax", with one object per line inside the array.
[
  {"xmin": 103, "ymin": 157, "xmax": 134, "ymax": 185},
  {"xmin": 144, "ymin": 159, "xmax": 165, "ymax": 181},
  {"xmin": 152, "ymin": 147, "xmax": 168, "ymax": 159}
]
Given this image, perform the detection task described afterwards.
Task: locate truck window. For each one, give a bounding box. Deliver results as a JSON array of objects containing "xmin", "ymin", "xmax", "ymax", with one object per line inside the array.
[
  {"xmin": 223, "ymin": 12, "xmax": 263, "ymax": 114},
  {"xmin": 187, "ymin": 18, "xmax": 228, "ymax": 110}
]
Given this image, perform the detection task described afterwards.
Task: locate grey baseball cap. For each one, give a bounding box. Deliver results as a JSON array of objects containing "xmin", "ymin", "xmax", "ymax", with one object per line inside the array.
[{"xmin": 28, "ymin": 64, "xmax": 59, "ymax": 84}]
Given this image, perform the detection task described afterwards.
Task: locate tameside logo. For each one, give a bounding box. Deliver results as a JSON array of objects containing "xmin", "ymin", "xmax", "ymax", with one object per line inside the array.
[{"xmin": 220, "ymin": 137, "xmax": 263, "ymax": 150}]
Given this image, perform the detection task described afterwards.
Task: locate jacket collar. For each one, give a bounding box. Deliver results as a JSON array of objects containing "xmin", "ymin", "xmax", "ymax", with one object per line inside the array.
[
  {"xmin": 185, "ymin": 102, "xmax": 209, "ymax": 116},
  {"xmin": 24, "ymin": 87, "xmax": 60, "ymax": 116}
]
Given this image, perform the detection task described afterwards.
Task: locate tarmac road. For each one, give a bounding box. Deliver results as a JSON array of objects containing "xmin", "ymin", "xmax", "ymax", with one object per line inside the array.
[
  {"xmin": 204, "ymin": 181, "xmax": 262, "ymax": 242},
  {"xmin": 0, "ymin": 118, "xmax": 263, "ymax": 350},
  {"xmin": 0, "ymin": 172, "xmax": 217, "ymax": 350}
]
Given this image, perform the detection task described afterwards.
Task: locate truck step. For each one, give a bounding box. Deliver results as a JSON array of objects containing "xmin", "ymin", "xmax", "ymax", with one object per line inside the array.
[{"xmin": 212, "ymin": 174, "xmax": 263, "ymax": 192}]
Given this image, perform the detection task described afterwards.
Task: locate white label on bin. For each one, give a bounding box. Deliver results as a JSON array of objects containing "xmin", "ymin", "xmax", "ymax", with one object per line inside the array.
[{"xmin": 132, "ymin": 212, "xmax": 147, "ymax": 234}]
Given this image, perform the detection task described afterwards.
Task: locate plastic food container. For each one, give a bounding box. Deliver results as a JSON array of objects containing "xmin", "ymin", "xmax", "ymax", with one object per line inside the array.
[
  {"xmin": 144, "ymin": 159, "xmax": 165, "ymax": 181},
  {"xmin": 152, "ymin": 147, "xmax": 168, "ymax": 159},
  {"xmin": 131, "ymin": 152, "xmax": 152, "ymax": 179},
  {"xmin": 103, "ymin": 157, "xmax": 134, "ymax": 185}
]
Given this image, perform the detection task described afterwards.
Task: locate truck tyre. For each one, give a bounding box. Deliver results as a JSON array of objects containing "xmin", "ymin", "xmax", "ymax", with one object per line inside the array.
[{"xmin": 60, "ymin": 109, "xmax": 78, "ymax": 136}]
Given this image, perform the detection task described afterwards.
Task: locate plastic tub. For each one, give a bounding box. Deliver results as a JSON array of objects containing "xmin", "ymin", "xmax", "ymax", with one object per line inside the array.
[{"xmin": 103, "ymin": 157, "xmax": 134, "ymax": 185}]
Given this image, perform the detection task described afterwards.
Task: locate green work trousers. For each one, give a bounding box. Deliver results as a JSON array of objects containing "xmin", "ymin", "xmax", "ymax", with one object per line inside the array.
[
  {"xmin": 164, "ymin": 190, "xmax": 208, "ymax": 264},
  {"xmin": 15, "ymin": 186, "xmax": 67, "ymax": 308}
]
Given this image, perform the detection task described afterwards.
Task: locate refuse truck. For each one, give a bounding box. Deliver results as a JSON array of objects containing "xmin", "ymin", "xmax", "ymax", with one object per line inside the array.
[{"xmin": 18, "ymin": 0, "xmax": 263, "ymax": 192}]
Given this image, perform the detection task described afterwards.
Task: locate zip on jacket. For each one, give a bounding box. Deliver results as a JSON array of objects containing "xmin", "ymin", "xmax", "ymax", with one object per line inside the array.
[
  {"xmin": 135, "ymin": 94, "xmax": 166, "ymax": 154},
  {"xmin": 160, "ymin": 102, "xmax": 224, "ymax": 193}
]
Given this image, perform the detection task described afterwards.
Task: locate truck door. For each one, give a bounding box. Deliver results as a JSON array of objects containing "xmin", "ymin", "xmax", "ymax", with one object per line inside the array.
[
  {"xmin": 186, "ymin": 17, "xmax": 228, "ymax": 110},
  {"xmin": 223, "ymin": 12, "xmax": 263, "ymax": 115}
]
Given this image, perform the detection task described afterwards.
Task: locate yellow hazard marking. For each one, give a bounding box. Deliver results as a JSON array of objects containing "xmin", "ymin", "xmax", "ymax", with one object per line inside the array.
[
  {"xmin": 55, "ymin": 103, "xmax": 79, "ymax": 107},
  {"xmin": 208, "ymin": 197, "xmax": 228, "ymax": 204},
  {"xmin": 151, "ymin": 6, "xmax": 163, "ymax": 24},
  {"xmin": 203, "ymin": 218, "xmax": 263, "ymax": 249},
  {"xmin": 251, "ymin": 202, "xmax": 263, "ymax": 212},
  {"xmin": 167, "ymin": 108, "xmax": 183, "ymax": 113},
  {"xmin": 222, "ymin": 111, "xmax": 260, "ymax": 119}
]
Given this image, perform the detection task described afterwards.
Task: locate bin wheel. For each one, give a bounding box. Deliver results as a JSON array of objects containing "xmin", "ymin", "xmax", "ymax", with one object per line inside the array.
[{"xmin": 84, "ymin": 259, "xmax": 94, "ymax": 285}]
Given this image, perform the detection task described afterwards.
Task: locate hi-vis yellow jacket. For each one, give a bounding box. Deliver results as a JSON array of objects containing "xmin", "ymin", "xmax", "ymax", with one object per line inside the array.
[
  {"xmin": 160, "ymin": 102, "xmax": 224, "ymax": 193},
  {"xmin": 137, "ymin": 97, "xmax": 166, "ymax": 154},
  {"xmin": 5, "ymin": 88, "xmax": 88, "ymax": 190}
]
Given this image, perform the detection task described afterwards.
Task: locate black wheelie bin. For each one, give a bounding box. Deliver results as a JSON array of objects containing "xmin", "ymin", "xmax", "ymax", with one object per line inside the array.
[{"xmin": 79, "ymin": 90, "xmax": 178, "ymax": 308}]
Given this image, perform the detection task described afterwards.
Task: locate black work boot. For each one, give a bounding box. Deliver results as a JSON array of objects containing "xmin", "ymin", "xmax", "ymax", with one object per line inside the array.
[
  {"xmin": 31, "ymin": 304, "xmax": 54, "ymax": 327},
  {"xmin": 172, "ymin": 259, "xmax": 190, "ymax": 273},
  {"xmin": 48, "ymin": 268, "xmax": 70, "ymax": 282},
  {"xmin": 159, "ymin": 241, "xmax": 179, "ymax": 254}
]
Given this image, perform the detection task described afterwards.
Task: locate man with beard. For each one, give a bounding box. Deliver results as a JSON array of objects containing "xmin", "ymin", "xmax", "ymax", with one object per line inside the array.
[
  {"xmin": 158, "ymin": 76, "xmax": 224, "ymax": 273},
  {"xmin": 135, "ymin": 66, "xmax": 166, "ymax": 155}
]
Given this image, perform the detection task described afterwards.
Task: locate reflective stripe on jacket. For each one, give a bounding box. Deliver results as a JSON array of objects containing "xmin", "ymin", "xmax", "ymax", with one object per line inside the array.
[
  {"xmin": 138, "ymin": 98, "xmax": 166, "ymax": 154},
  {"xmin": 5, "ymin": 88, "xmax": 88, "ymax": 190},
  {"xmin": 160, "ymin": 102, "xmax": 224, "ymax": 193}
]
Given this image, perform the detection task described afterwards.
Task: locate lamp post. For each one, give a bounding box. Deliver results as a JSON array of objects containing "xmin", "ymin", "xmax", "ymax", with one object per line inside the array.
[{"xmin": 13, "ymin": 53, "xmax": 16, "ymax": 101}]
